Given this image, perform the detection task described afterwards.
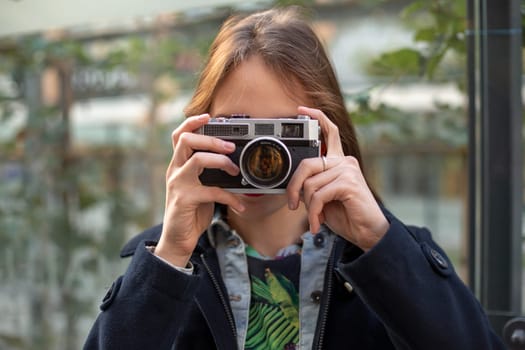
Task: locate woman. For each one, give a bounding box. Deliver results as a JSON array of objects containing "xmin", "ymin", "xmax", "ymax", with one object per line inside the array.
[{"xmin": 84, "ymin": 7, "xmax": 504, "ymax": 349}]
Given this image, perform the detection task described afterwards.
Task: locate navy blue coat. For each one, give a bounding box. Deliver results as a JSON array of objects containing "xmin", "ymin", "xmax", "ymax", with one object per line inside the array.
[{"xmin": 84, "ymin": 212, "xmax": 504, "ymax": 349}]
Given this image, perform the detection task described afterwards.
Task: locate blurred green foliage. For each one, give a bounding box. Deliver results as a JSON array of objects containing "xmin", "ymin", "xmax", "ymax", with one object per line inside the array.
[
  {"xmin": 368, "ymin": 0, "xmax": 466, "ymax": 80},
  {"xmin": 0, "ymin": 17, "xmax": 214, "ymax": 349},
  {"xmin": 352, "ymin": 0, "xmax": 469, "ymax": 148},
  {"xmin": 354, "ymin": 0, "xmax": 524, "ymax": 149}
]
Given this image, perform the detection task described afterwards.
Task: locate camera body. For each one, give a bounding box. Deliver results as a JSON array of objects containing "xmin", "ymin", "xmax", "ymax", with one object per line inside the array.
[{"xmin": 195, "ymin": 116, "xmax": 320, "ymax": 193}]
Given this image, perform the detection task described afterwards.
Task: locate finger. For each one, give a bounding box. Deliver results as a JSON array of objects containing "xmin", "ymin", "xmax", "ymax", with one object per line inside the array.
[
  {"xmin": 297, "ymin": 106, "xmax": 344, "ymax": 157},
  {"xmin": 193, "ymin": 186, "xmax": 245, "ymax": 213},
  {"xmin": 166, "ymin": 152, "xmax": 239, "ymax": 190},
  {"xmin": 302, "ymin": 166, "xmax": 339, "ymax": 208},
  {"xmin": 287, "ymin": 157, "xmax": 319, "ymax": 209},
  {"xmin": 307, "ymin": 181, "xmax": 342, "ymax": 233},
  {"xmin": 183, "ymin": 152, "xmax": 240, "ymax": 178},
  {"xmin": 171, "ymin": 113, "xmax": 210, "ymax": 148},
  {"xmin": 173, "ymin": 132, "xmax": 236, "ymax": 168},
  {"xmin": 310, "ymin": 211, "xmax": 326, "ymax": 235},
  {"xmin": 309, "ymin": 213, "xmax": 321, "ymax": 234},
  {"xmin": 287, "ymin": 157, "xmax": 337, "ymax": 209}
]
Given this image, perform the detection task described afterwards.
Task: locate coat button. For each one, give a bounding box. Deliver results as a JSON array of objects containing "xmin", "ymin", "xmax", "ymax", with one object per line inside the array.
[
  {"xmin": 313, "ymin": 234, "xmax": 325, "ymax": 248},
  {"xmin": 102, "ymin": 284, "xmax": 114, "ymax": 303},
  {"xmin": 420, "ymin": 242, "xmax": 452, "ymax": 277},
  {"xmin": 100, "ymin": 276, "xmax": 123, "ymax": 311},
  {"xmin": 310, "ymin": 290, "xmax": 322, "ymax": 304},
  {"xmin": 343, "ymin": 282, "xmax": 354, "ymax": 293},
  {"xmin": 430, "ymin": 248, "xmax": 448, "ymax": 269}
]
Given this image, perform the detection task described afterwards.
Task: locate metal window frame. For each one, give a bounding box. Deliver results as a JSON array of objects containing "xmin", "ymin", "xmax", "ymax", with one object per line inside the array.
[{"xmin": 467, "ymin": 0, "xmax": 523, "ymax": 336}]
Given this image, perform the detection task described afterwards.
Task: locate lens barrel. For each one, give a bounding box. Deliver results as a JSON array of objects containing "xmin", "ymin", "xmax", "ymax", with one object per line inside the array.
[{"xmin": 239, "ymin": 137, "xmax": 291, "ymax": 189}]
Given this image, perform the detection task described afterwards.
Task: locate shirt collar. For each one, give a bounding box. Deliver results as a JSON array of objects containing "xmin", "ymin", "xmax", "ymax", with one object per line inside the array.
[
  {"xmin": 206, "ymin": 205, "xmax": 335, "ymax": 249},
  {"xmin": 206, "ymin": 206, "xmax": 236, "ymax": 248}
]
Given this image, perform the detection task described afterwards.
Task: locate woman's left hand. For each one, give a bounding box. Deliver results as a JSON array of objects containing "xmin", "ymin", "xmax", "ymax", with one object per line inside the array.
[{"xmin": 287, "ymin": 106, "xmax": 389, "ymax": 252}]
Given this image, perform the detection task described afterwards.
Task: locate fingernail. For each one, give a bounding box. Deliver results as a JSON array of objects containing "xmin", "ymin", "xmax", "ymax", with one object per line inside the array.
[
  {"xmin": 198, "ymin": 113, "xmax": 209, "ymax": 120},
  {"xmin": 223, "ymin": 141, "xmax": 235, "ymax": 151},
  {"xmin": 288, "ymin": 200, "xmax": 295, "ymax": 210}
]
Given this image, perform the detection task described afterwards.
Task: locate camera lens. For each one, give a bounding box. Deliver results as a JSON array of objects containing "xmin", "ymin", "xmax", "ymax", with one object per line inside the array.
[{"xmin": 240, "ymin": 137, "xmax": 291, "ymax": 189}]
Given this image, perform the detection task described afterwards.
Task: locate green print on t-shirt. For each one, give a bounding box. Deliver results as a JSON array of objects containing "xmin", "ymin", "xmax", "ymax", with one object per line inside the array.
[{"xmin": 245, "ymin": 268, "xmax": 299, "ymax": 350}]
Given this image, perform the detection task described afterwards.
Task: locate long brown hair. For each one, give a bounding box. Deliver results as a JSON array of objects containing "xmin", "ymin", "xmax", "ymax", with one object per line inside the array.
[{"xmin": 185, "ymin": 6, "xmax": 380, "ymax": 200}]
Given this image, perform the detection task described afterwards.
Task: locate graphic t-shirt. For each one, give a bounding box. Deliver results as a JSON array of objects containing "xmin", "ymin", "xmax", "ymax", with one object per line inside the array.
[{"xmin": 244, "ymin": 246, "xmax": 301, "ymax": 350}]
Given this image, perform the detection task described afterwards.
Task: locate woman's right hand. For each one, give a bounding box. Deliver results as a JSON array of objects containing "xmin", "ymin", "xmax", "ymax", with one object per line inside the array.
[{"xmin": 154, "ymin": 114, "xmax": 245, "ymax": 267}]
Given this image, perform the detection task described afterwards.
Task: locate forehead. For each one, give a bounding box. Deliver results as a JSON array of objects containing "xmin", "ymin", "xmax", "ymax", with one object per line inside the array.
[{"xmin": 210, "ymin": 55, "xmax": 309, "ymax": 118}]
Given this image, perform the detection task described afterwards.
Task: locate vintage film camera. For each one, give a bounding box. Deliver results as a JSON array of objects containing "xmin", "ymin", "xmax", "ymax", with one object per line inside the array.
[{"xmin": 195, "ymin": 115, "xmax": 321, "ymax": 193}]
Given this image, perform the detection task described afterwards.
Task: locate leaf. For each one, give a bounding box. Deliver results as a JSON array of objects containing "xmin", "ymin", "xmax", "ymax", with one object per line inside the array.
[
  {"xmin": 425, "ymin": 46, "xmax": 447, "ymax": 79},
  {"xmin": 265, "ymin": 269, "xmax": 298, "ymax": 323},
  {"xmin": 414, "ymin": 27, "xmax": 437, "ymax": 43},
  {"xmin": 246, "ymin": 269, "xmax": 299, "ymax": 349},
  {"xmin": 401, "ymin": 0, "xmax": 427, "ymax": 19},
  {"xmin": 368, "ymin": 48, "xmax": 423, "ymax": 77}
]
